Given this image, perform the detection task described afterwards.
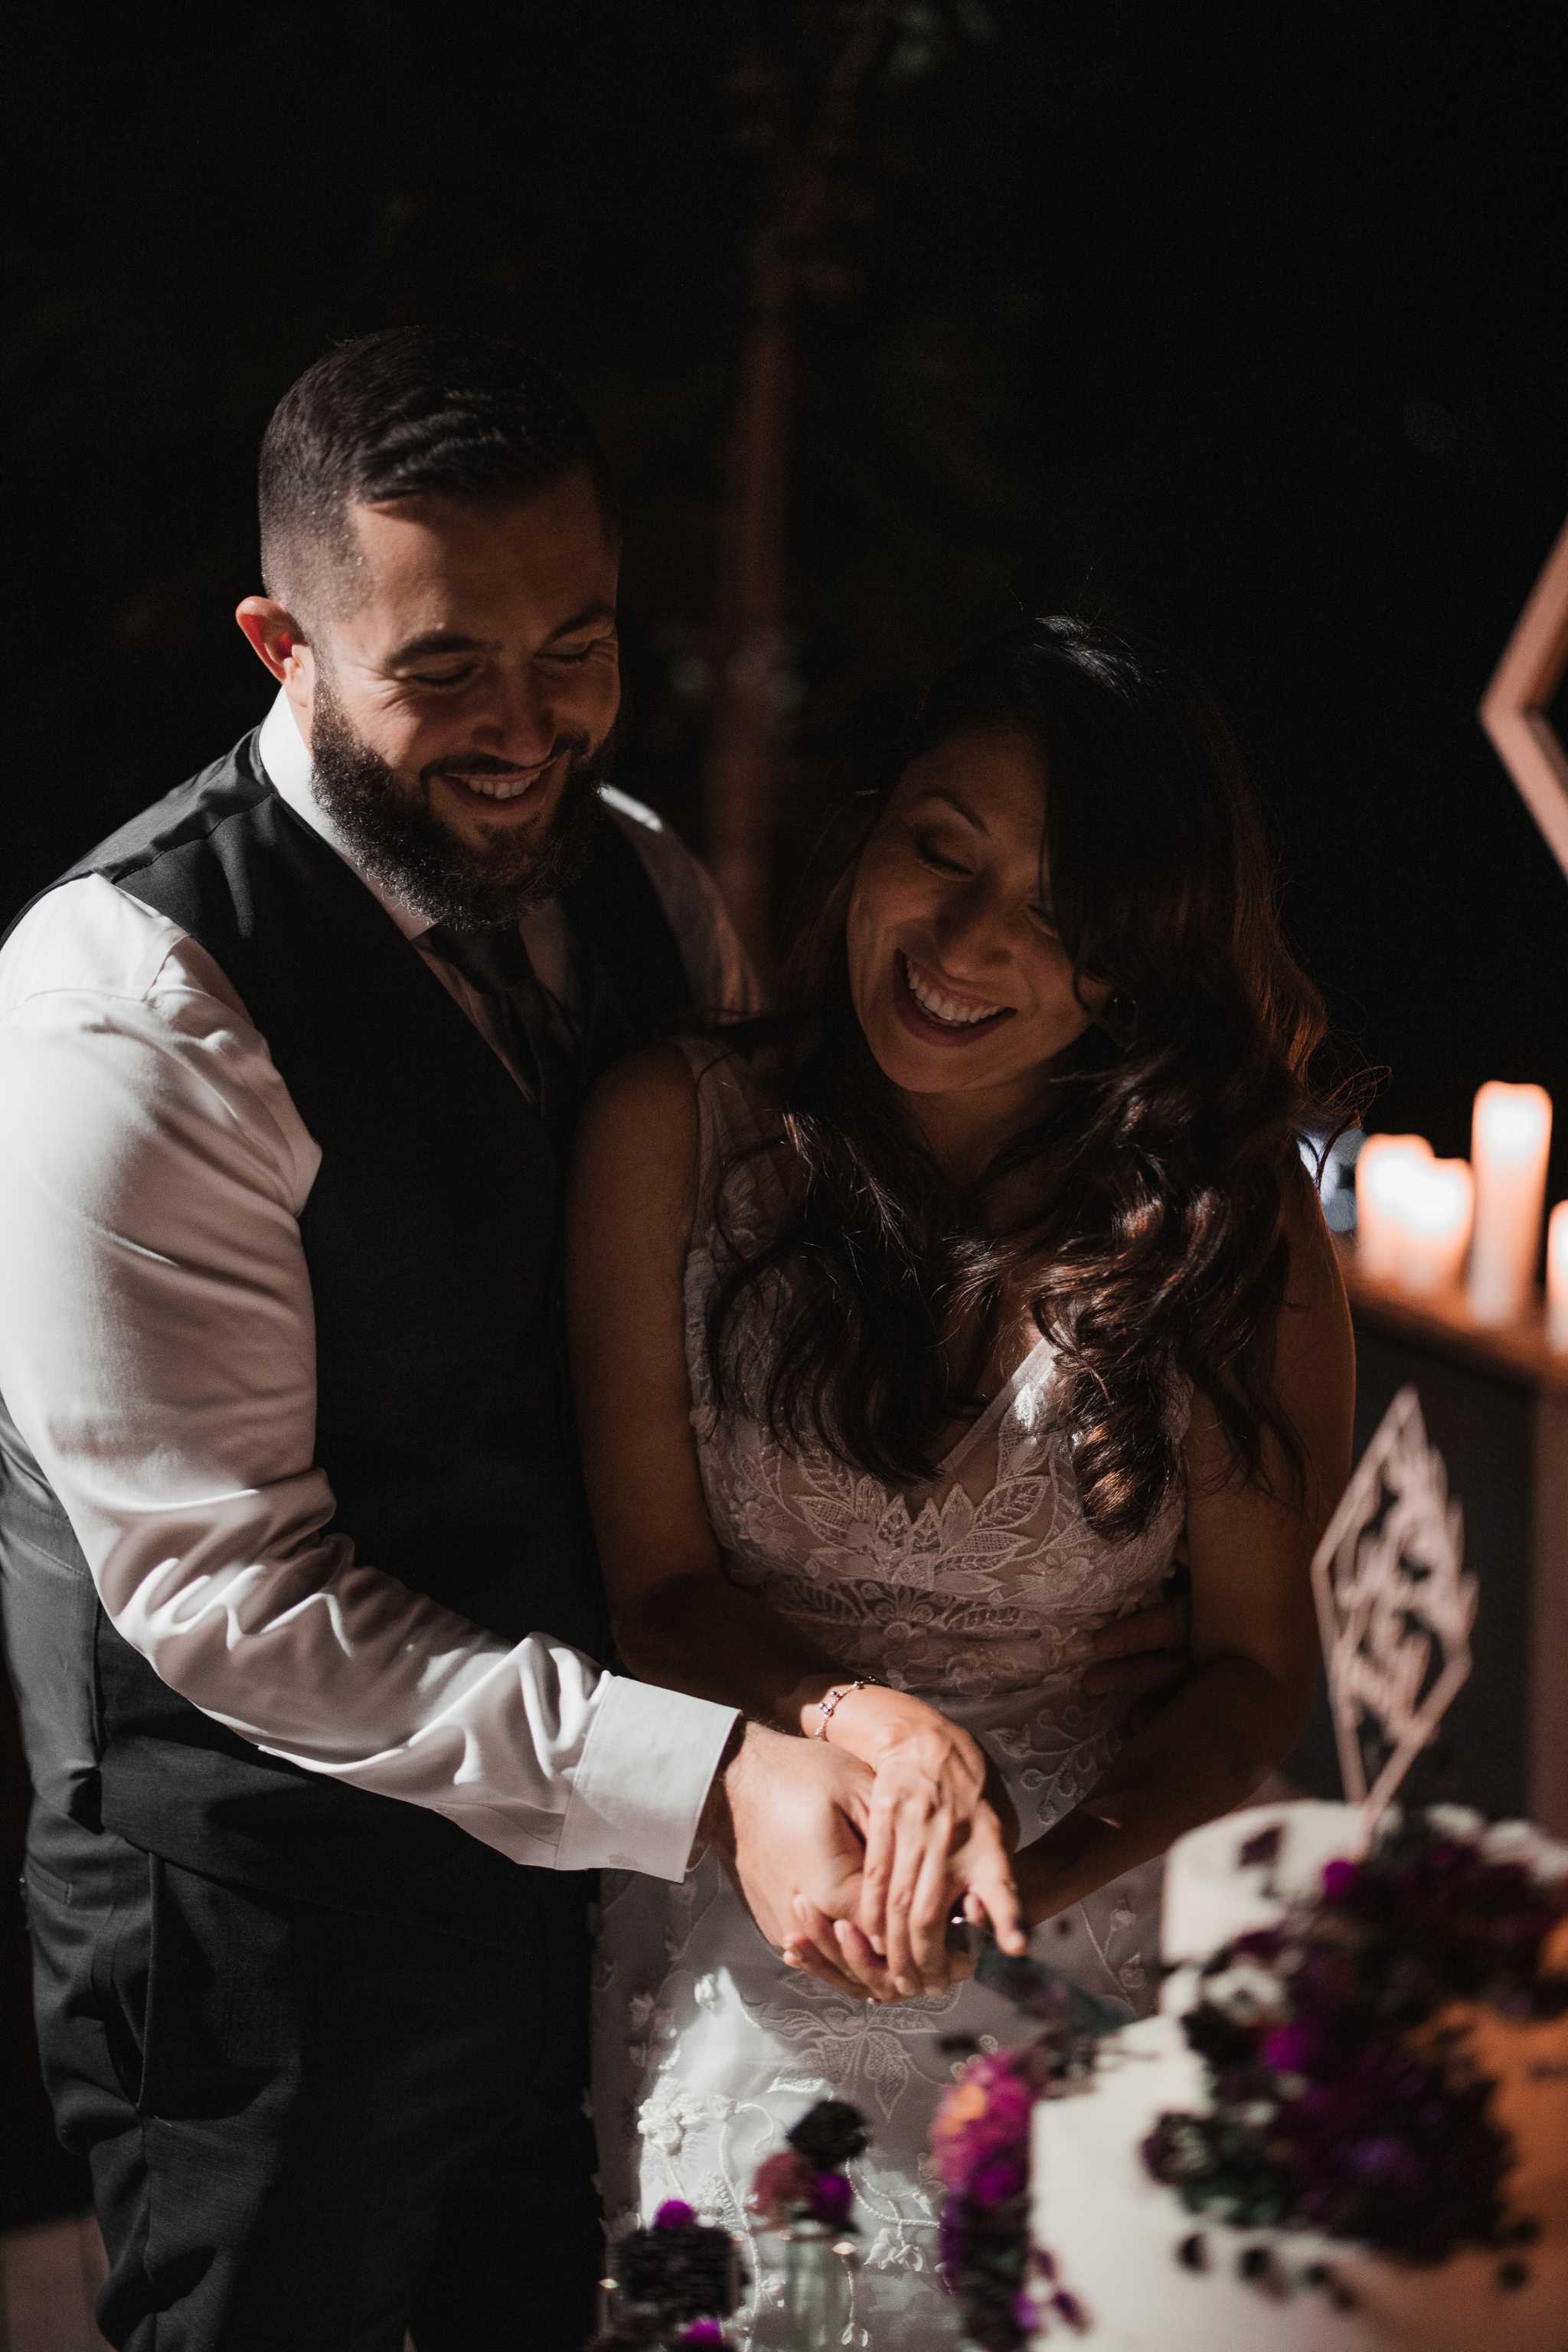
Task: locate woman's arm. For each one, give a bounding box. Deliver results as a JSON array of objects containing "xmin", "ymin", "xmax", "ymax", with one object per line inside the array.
[
  {"xmin": 1016, "ymin": 1171, "xmax": 1356, "ymax": 1927},
  {"xmin": 567, "ymin": 1046, "xmax": 900, "ymax": 1998},
  {"xmin": 566, "ymin": 1046, "xmax": 1022, "ymax": 1991},
  {"xmin": 567, "ymin": 1046, "xmax": 854, "ymax": 1723}
]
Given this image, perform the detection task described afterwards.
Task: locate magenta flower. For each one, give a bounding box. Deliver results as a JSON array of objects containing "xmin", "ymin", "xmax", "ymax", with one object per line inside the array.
[
  {"xmin": 808, "ymin": 2170, "xmax": 854, "ymax": 2228},
  {"xmin": 1260, "ymin": 2020, "xmax": 1328, "ymax": 2076},
  {"xmin": 653, "ymin": 2198, "xmax": 698, "ymax": 2232},
  {"xmin": 930, "ymin": 2050, "xmax": 1042, "ymax": 2194},
  {"xmin": 969, "ymin": 2154, "xmax": 1027, "ymax": 2208}
]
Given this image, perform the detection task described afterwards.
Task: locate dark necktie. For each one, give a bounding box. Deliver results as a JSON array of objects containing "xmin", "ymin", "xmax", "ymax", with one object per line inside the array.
[{"xmin": 424, "ymin": 920, "xmax": 576, "ymax": 1128}]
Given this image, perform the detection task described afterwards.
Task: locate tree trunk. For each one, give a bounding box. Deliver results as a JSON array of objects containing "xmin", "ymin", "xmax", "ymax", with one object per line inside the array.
[{"xmin": 705, "ymin": 0, "xmax": 900, "ymax": 971}]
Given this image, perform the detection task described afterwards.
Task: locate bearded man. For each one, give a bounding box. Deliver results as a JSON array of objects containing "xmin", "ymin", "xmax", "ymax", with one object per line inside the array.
[{"xmin": 0, "ymin": 328, "xmax": 880, "ymax": 2351}]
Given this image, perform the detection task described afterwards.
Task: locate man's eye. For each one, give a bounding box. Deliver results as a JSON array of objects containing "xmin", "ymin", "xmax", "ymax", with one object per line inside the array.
[
  {"xmin": 410, "ymin": 668, "xmax": 477, "ymax": 690},
  {"xmin": 544, "ymin": 639, "xmax": 613, "ymax": 666}
]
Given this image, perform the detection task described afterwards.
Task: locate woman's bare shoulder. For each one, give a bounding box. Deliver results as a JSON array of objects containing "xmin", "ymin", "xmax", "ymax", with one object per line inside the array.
[
  {"xmin": 573, "ymin": 1043, "xmax": 701, "ymax": 1205},
  {"xmin": 1279, "ymin": 1150, "xmax": 1349, "ymax": 1316}
]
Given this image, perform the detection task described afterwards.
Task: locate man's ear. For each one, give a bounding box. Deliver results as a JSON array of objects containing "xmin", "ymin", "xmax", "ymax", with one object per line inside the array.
[{"xmin": 236, "ymin": 596, "xmax": 309, "ymax": 684}]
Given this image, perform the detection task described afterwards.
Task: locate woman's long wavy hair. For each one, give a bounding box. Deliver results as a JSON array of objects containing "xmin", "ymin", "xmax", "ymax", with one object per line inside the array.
[{"xmin": 704, "ymin": 616, "xmax": 1361, "ymax": 1543}]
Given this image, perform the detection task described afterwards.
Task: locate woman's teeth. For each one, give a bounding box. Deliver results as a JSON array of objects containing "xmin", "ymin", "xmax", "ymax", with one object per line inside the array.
[{"xmin": 901, "ymin": 955, "xmax": 1007, "ymax": 1027}]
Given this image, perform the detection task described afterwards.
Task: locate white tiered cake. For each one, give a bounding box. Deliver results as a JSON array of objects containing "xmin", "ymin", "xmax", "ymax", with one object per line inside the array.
[{"xmin": 1030, "ymin": 1801, "xmax": 1568, "ymax": 2349}]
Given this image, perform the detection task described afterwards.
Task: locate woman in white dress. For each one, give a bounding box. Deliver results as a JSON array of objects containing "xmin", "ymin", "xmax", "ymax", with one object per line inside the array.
[{"xmin": 569, "ymin": 617, "xmax": 1355, "ymax": 2345}]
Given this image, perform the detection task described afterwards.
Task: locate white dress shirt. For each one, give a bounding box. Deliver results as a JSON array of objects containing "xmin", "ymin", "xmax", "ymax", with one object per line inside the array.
[{"xmin": 0, "ymin": 694, "xmax": 751, "ymax": 1881}]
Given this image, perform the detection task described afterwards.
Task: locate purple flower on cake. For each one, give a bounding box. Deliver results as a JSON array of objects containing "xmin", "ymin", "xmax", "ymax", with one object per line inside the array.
[
  {"xmin": 1348, "ymin": 2136, "xmax": 1426, "ymax": 2190},
  {"xmin": 1144, "ymin": 1809, "xmax": 1568, "ymax": 2275},
  {"xmin": 1259, "ymin": 2019, "xmax": 1329, "ymax": 2075}
]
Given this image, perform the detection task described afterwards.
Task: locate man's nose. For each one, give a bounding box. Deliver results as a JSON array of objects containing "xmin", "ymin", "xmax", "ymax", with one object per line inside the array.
[{"xmin": 468, "ymin": 666, "xmax": 557, "ymax": 766}]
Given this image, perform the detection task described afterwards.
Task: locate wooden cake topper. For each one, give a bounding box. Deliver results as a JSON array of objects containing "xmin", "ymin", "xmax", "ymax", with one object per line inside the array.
[
  {"xmin": 1479, "ymin": 508, "xmax": 1568, "ymax": 882},
  {"xmin": 1310, "ymin": 1387, "xmax": 1478, "ymax": 1827}
]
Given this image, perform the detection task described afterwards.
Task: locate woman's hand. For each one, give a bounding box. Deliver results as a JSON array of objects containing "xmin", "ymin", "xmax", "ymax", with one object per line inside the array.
[{"xmin": 815, "ymin": 1687, "xmax": 1027, "ymax": 1994}]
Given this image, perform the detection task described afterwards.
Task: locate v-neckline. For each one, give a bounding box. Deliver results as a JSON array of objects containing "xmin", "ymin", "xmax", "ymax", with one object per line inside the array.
[{"xmin": 933, "ymin": 1329, "xmax": 1057, "ymax": 1483}]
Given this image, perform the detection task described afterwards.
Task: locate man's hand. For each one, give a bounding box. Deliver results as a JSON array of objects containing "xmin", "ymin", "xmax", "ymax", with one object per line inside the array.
[{"xmin": 710, "ymin": 1723, "xmax": 900, "ymax": 2001}]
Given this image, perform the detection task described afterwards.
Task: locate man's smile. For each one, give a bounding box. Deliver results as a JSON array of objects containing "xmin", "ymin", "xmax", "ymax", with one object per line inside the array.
[{"xmin": 433, "ymin": 762, "xmax": 555, "ymax": 814}]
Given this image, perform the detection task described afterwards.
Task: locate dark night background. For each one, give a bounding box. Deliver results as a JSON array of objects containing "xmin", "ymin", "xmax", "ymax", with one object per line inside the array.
[{"xmin": 2, "ymin": 0, "xmax": 1566, "ymax": 2230}]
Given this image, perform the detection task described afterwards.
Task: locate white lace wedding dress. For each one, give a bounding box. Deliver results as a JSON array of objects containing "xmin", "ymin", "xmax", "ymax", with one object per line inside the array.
[{"xmin": 593, "ymin": 1040, "xmax": 1188, "ymax": 2347}]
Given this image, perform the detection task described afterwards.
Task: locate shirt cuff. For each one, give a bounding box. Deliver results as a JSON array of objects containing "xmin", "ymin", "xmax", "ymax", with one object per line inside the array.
[{"xmin": 556, "ymin": 1674, "xmax": 739, "ymax": 1880}]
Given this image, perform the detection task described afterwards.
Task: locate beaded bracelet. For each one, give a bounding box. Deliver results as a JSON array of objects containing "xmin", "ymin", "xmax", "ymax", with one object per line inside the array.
[{"xmin": 812, "ymin": 1678, "xmax": 871, "ymax": 1738}]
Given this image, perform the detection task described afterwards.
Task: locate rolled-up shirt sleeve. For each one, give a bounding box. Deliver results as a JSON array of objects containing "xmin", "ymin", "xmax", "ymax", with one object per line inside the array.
[{"xmin": 0, "ymin": 878, "xmax": 736, "ymax": 1877}]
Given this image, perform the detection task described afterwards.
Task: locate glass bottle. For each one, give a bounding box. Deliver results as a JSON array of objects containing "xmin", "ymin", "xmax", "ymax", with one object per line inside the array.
[{"xmin": 779, "ymin": 2218, "xmax": 854, "ymax": 2347}]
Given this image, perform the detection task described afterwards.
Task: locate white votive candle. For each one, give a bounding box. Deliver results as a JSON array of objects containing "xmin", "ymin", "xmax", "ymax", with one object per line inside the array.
[
  {"xmin": 1354, "ymin": 1135, "xmax": 1432, "ymax": 1283},
  {"xmin": 1396, "ymin": 1157, "xmax": 1474, "ymax": 1293},
  {"xmin": 1548, "ymin": 1203, "xmax": 1568, "ymax": 1351},
  {"xmin": 1468, "ymin": 1082, "xmax": 1553, "ymax": 1322}
]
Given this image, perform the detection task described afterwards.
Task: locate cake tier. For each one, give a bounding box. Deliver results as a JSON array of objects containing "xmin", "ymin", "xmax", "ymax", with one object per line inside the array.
[
  {"xmin": 1031, "ymin": 2012, "xmax": 1568, "ymax": 2350},
  {"xmin": 1158, "ymin": 1798, "xmax": 1358, "ymax": 2007},
  {"xmin": 1031, "ymin": 1800, "xmax": 1568, "ymax": 2347}
]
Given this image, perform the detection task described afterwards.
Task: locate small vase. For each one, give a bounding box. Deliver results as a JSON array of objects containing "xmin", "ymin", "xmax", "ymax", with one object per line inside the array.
[{"xmin": 780, "ymin": 2219, "xmax": 854, "ymax": 2347}]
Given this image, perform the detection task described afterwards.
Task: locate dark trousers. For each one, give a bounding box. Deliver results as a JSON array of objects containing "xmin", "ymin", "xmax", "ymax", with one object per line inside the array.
[{"xmin": 23, "ymin": 1805, "xmax": 602, "ymax": 2351}]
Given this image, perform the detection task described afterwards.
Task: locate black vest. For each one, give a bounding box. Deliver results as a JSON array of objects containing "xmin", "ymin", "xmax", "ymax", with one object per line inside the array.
[{"xmin": 0, "ymin": 730, "xmax": 691, "ymax": 1940}]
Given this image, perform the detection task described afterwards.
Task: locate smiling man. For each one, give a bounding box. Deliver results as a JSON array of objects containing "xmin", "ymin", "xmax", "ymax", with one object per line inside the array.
[
  {"xmin": 258, "ymin": 468, "xmax": 625, "ymax": 931},
  {"xmin": 0, "ymin": 328, "xmax": 879, "ymax": 2351}
]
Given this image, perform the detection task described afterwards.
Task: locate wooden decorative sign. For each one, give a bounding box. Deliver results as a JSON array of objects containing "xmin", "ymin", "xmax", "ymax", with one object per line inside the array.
[
  {"xmin": 1310, "ymin": 1386, "xmax": 1478, "ymax": 1826},
  {"xmin": 1480, "ymin": 510, "xmax": 1568, "ymax": 881}
]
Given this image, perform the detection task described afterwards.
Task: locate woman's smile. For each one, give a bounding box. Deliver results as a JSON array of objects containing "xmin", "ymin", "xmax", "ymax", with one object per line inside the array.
[
  {"xmin": 845, "ymin": 731, "xmax": 1108, "ymax": 1163},
  {"xmin": 893, "ymin": 951, "xmax": 1014, "ymax": 1044}
]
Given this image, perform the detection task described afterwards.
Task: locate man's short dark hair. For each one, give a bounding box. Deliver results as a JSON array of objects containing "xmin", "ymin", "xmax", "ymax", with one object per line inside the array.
[{"xmin": 258, "ymin": 325, "xmax": 619, "ymax": 626}]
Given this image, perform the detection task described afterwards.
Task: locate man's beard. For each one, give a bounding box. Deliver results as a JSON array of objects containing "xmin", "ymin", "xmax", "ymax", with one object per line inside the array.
[{"xmin": 307, "ymin": 675, "xmax": 612, "ymax": 930}]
